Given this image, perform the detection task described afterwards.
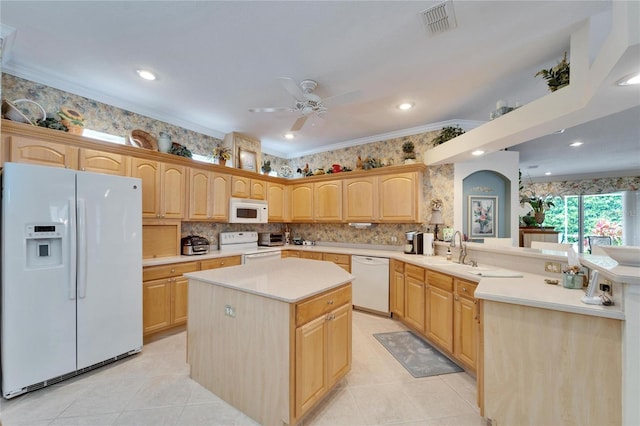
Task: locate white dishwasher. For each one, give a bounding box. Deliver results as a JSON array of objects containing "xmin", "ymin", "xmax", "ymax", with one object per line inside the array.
[{"xmin": 351, "ymin": 255, "xmax": 390, "ymax": 316}]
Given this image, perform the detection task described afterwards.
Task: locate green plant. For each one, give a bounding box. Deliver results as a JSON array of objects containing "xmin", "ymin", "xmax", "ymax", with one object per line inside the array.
[
  {"xmin": 521, "ymin": 194, "xmax": 555, "ymax": 213},
  {"xmin": 432, "ymin": 125, "xmax": 465, "ymax": 146},
  {"xmin": 261, "ymin": 160, "xmax": 271, "ymax": 173},
  {"xmin": 169, "ymin": 143, "xmax": 192, "ymax": 158},
  {"xmin": 535, "ymin": 52, "xmax": 570, "ymax": 92},
  {"xmin": 363, "ymin": 157, "xmax": 384, "ymax": 169},
  {"xmin": 37, "ymin": 116, "xmax": 68, "ymax": 131},
  {"xmin": 401, "ymin": 141, "xmax": 416, "ymax": 160}
]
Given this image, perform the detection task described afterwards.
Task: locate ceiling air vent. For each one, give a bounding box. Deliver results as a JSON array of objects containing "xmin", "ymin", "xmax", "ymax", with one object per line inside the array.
[{"xmin": 421, "ymin": 1, "xmax": 457, "ymax": 36}]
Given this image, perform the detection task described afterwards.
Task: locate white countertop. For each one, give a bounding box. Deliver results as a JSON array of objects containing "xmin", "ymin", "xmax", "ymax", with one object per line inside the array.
[
  {"xmin": 475, "ymin": 272, "xmax": 624, "ymax": 320},
  {"xmin": 147, "ymin": 242, "xmax": 628, "ymax": 319},
  {"xmin": 578, "ymin": 254, "xmax": 640, "ymax": 285},
  {"xmin": 184, "ymin": 258, "xmax": 354, "ymax": 303}
]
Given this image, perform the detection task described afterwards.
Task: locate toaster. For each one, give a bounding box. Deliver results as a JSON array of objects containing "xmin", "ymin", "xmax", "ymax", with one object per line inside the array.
[{"xmin": 181, "ymin": 235, "xmax": 210, "ymax": 255}]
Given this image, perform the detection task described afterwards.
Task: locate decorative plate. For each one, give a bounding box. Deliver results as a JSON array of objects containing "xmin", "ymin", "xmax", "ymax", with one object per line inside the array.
[
  {"xmin": 128, "ymin": 129, "xmax": 158, "ymax": 150},
  {"xmin": 279, "ymin": 165, "xmax": 293, "ymax": 178}
]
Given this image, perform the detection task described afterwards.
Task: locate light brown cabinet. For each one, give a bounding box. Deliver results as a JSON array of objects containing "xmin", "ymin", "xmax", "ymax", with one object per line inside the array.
[
  {"xmin": 425, "ymin": 270, "xmax": 454, "ymax": 353},
  {"xmin": 291, "ymin": 183, "xmax": 314, "ymax": 222},
  {"xmin": 454, "ymin": 278, "xmax": 478, "ymax": 370},
  {"xmin": 7, "ymin": 135, "xmax": 79, "ymax": 169},
  {"xmin": 315, "ymin": 180, "xmax": 342, "ymax": 222},
  {"xmin": 301, "ymin": 251, "xmax": 324, "ymax": 261},
  {"xmin": 231, "ymin": 175, "xmax": 266, "ymax": 200},
  {"xmin": 131, "ymin": 158, "xmax": 186, "ymax": 220},
  {"xmin": 142, "ymin": 262, "xmax": 198, "ymax": 336},
  {"xmin": 379, "ymin": 172, "xmax": 421, "ymax": 222},
  {"xmin": 404, "ymin": 264, "xmax": 426, "ymax": 332},
  {"xmin": 295, "ymin": 286, "xmax": 351, "ymax": 419},
  {"xmin": 78, "ymin": 148, "xmax": 129, "ymax": 176},
  {"xmin": 142, "ymin": 256, "xmax": 241, "ymax": 339},
  {"xmin": 343, "ymin": 176, "xmax": 378, "ymax": 222},
  {"xmin": 188, "ymin": 169, "xmax": 231, "ymax": 221},
  {"xmin": 267, "ymin": 182, "xmax": 288, "ymax": 222},
  {"xmin": 322, "ymin": 252, "xmax": 351, "ymax": 272},
  {"xmin": 390, "ymin": 259, "xmax": 405, "ymax": 319}
]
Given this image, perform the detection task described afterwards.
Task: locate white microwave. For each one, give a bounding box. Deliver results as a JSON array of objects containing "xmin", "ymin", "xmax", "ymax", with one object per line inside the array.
[{"xmin": 229, "ymin": 197, "xmax": 268, "ymax": 223}]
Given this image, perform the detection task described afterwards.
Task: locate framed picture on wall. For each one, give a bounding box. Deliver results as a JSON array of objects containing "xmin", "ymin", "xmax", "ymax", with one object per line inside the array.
[
  {"xmin": 238, "ymin": 148, "xmax": 257, "ymax": 172},
  {"xmin": 468, "ymin": 196, "xmax": 497, "ymax": 238}
]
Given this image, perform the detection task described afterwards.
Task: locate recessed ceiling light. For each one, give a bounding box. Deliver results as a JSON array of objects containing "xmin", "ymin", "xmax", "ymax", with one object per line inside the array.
[
  {"xmin": 617, "ymin": 71, "xmax": 640, "ymax": 86},
  {"xmin": 284, "ymin": 133, "xmax": 295, "ymax": 140},
  {"xmin": 471, "ymin": 150, "xmax": 484, "ymax": 156},
  {"xmin": 136, "ymin": 69, "xmax": 156, "ymax": 81},
  {"xmin": 398, "ymin": 102, "xmax": 414, "ymax": 111},
  {"xmin": 553, "ymin": 128, "xmax": 566, "ymax": 134},
  {"xmin": 545, "ymin": 172, "xmax": 552, "ymax": 176},
  {"xmin": 569, "ymin": 141, "xmax": 583, "ymax": 147}
]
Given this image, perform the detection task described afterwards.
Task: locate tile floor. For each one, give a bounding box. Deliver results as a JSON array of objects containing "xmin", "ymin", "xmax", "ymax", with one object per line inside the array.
[{"xmin": 0, "ymin": 311, "xmax": 488, "ymax": 425}]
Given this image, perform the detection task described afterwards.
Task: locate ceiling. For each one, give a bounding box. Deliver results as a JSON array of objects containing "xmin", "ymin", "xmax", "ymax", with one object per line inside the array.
[{"xmin": 1, "ymin": 1, "xmax": 638, "ymax": 180}]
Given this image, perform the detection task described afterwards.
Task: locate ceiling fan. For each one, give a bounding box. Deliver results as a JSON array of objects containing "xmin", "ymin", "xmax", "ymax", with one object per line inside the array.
[{"xmin": 249, "ymin": 77, "xmax": 360, "ymax": 132}]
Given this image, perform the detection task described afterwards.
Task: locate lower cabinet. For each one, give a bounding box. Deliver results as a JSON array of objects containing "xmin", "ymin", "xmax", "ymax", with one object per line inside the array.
[
  {"xmin": 425, "ymin": 270, "xmax": 454, "ymax": 353},
  {"xmin": 390, "ymin": 259, "xmax": 405, "ymax": 319},
  {"xmin": 404, "ymin": 264, "xmax": 426, "ymax": 332},
  {"xmin": 295, "ymin": 286, "xmax": 352, "ymax": 419},
  {"xmin": 393, "ymin": 261, "xmax": 478, "ymax": 374},
  {"xmin": 142, "ymin": 256, "xmax": 241, "ymax": 338},
  {"xmin": 454, "ymin": 278, "xmax": 478, "ymax": 370},
  {"xmin": 142, "ymin": 261, "xmax": 198, "ymax": 336},
  {"xmin": 322, "ymin": 252, "xmax": 351, "ymax": 272}
]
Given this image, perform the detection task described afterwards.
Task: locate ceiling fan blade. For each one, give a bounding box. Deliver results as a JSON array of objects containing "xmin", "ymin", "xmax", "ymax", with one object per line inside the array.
[
  {"xmin": 290, "ymin": 116, "xmax": 308, "ymax": 132},
  {"xmin": 248, "ymin": 106, "xmax": 296, "ymax": 113},
  {"xmin": 278, "ymin": 77, "xmax": 305, "ymax": 101},
  {"xmin": 321, "ymin": 90, "xmax": 362, "ymax": 108}
]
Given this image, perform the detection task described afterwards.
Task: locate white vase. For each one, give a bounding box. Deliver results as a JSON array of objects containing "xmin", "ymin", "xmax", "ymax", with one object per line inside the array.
[{"xmin": 158, "ymin": 132, "xmax": 172, "ymax": 153}]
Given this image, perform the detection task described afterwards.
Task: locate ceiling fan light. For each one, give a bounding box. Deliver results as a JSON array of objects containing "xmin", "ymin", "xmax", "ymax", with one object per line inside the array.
[
  {"xmin": 136, "ymin": 69, "xmax": 156, "ymax": 81},
  {"xmin": 398, "ymin": 102, "xmax": 414, "ymax": 111},
  {"xmin": 617, "ymin": 72, "xmax": 640, "ymax": 86}
]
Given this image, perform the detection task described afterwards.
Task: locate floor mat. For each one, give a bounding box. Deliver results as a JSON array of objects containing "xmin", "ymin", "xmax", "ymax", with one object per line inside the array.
[{"xmin": 373, "ymin": 331, "xmax": 463, "ymax": 378}]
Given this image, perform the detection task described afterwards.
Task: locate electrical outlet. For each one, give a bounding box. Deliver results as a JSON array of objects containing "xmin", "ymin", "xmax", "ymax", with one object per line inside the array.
[
  {"xmin": 391, "ymin": 236, "xmax": 397, "ymax": 243},
  {"xmin": 599, "ymin": 282, "xmax": 612, "ymax": 296},
  {"xmin": 224, "ymin": 304, "xmax": 236, "ymax": 318},
  {"xmin": 545, "ymin": 262, "xmax": 561, "ymax": 273}
]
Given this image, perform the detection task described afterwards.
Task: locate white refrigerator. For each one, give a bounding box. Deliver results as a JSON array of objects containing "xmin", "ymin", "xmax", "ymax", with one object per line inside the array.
[{"xmin": 1, "ymin": 162, "xmax": 142, "ymax": 398}]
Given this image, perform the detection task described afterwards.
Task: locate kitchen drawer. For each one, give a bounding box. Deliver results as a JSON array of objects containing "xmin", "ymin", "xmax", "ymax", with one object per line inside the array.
[
  {"xmin": 454, "ymin": 278, "xmax": 477, "ymax": 300},
  {"xmin": 405, "ymin": 263, "xmax": 425, "ymax": 281},
  {"xmin": 282, "ymin": 250, "xmax": 301, "ymax": 258},
  {"xmin": 199, "ymin": 255, "xmax": 241, "ymax": 270},
  {"xmin": 323, "ymin": 252, "xmax": 350, "ymax": 265},
  {"xmin": 296, "ymin": 284, "xmax": 352, "ymax": 326},
  {"xmin": 427, "ymin": 270, "xmax": 453, "ymax": 292},
  {"xmin": 143, "ymin": 261, "xmax": 198, "ymax": 281},
  {"xmin": 391, "ymin": 259, "xmax": 404, "ymax": 274},
  {"xmin": 301, "ymin": 251, "xmax": 324, "ymax": 261}
]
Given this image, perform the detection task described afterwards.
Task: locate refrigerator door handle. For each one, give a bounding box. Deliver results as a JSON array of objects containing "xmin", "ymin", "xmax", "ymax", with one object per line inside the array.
[
  {"xmin": 77, "ymin": 198, "xmax": 88, "ymax": 299},
  {"xmin": 68, "ymin": 199, "xmax": 77, "ymax": 300}
]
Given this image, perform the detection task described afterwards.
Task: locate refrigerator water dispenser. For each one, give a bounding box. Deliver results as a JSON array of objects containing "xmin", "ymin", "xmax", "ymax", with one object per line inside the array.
[{"xmin": 25, "ymin": 223, "xmax": 63, "ymax": 268}]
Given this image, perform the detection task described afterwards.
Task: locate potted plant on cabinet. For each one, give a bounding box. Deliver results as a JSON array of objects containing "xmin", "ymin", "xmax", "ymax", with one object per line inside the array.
[
  {"xmin": 521, "ymin": 194, "xmax": 555, "ymax": 226},
  {"xmin": 212, "ymin": 144, "xmax": 231, "ymax": 166},
  {"xmin": 432, "ymin": 125, "xmax": 465, "ymax": 146},
  {"xmin": 402, "ymin": 141, "xmax": 416, "ymax": 164},
  {"xmin": 261, "ymin": 160, "xmax": 271, "ymax": 174}
]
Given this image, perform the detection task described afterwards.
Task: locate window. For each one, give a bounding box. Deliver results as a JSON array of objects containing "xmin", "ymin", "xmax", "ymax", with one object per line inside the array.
[{"xmin": 544, "ymin": 193, "xmax": 623, "ymax": 253}]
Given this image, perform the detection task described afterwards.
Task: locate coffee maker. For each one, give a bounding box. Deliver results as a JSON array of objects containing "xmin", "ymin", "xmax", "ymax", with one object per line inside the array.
[{"xmin": 404, "ymin": 231, "xmax": 424, "ymax": 254}]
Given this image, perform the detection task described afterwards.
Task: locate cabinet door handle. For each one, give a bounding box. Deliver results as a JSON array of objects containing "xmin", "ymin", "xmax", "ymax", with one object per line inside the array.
[
  {"xmin": 462, "ymin": 287, "xmax": 467, "ymax": 292},
  {"xmin": 170, "ymin": 268, "xmax": 176, "ymax": 273},
  {"xmin": 327, "ymin": 299, "xmax": 334, "ymax": 305}
]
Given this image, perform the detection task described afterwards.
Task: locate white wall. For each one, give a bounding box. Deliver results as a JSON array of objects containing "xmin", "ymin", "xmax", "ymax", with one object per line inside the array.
[{"xmin": 454, "ymin": 151, "xmax": 520, "ymax": 244}]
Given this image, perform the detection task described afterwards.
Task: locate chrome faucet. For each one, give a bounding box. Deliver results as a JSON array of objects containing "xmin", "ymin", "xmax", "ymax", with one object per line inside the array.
[{"xmin": 450, "ymin": 230, "xmax": 467, "ymax": 264}]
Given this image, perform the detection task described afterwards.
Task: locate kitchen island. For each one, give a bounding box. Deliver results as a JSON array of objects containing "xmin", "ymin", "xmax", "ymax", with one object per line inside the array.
[{"xmin": 185, "ymin": 258, "xmax": 353, "ymax": 426}]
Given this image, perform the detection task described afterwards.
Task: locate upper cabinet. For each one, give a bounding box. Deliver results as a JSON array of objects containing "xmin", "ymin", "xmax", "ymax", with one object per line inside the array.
[
  {"xmin": 291, "ymin": 183, "xmax": 314, "ymax": 222},
  {"xmin": 379, "ymin": 172, "xmax": 421, "ymax": 222},
  {"xmin": 314, "ymin": 180, "xmax": 342, "ymax": 222},
  {"xmin": 231, "ymin": 176, "xmax": 266, "ymax": 200},
  {"xmin": 343, "ymin": 176, "xmax": 378, "ymax": 222},
  {"xmin": 131, "ymin": 158, "xmax": 186, "ymax": 220},
  {"xmin": 268, "ymin": 182, "xmax": 288, "ymax": 222},
  {"xmin": 7, "ymin": 135, "xmax": 79, "ymax": 169},
  {"xmin": 188, "ymin": 169, "xmax": 231, "ymax": 221},
  {"xmin": 78, "ymin": 148, "xmax": 129, "ymax": 176}
]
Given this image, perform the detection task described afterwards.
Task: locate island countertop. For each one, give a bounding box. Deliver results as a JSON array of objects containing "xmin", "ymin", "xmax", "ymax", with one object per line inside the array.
[{"xmin": 184, "ymin": 257, "xmax": 354, "ymax": 303}]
